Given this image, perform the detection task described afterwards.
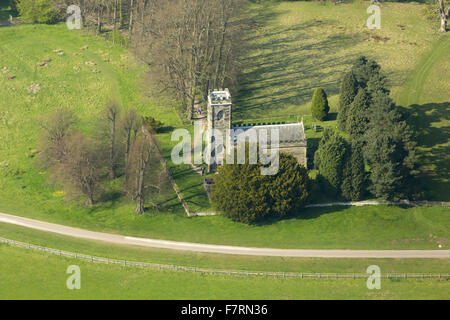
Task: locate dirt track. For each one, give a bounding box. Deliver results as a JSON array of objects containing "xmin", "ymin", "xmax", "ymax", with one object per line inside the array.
[{"xmin": 0, "ymin": 212, "xmax": 449, "ymax": 258}]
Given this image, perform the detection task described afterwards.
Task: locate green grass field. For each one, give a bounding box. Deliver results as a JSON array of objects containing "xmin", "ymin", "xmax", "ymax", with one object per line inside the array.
[
  {"xmin": 1, "ymin": 244, "xmax": 448, "ymax": 299},
  {"xmin": 0, "ymin": 1, "xmax": 449, "ymax": 300},
  {"xmin": 0, "ymin": 204, "xmax": 448, "ymax": 250},
  {"xmin": 1, "ymin": 222, "xmax": 449, "ymax": 274},
  {"xmin": 0, "ymin": 1, "xmax": 448, "ymax": 251},
  {"xmin": 235, "ymin": 0, "xmax": 443, "ymax": 119}
]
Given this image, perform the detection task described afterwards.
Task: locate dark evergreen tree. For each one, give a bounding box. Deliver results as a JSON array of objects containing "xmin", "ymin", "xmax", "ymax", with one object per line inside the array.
[
  {"xmin": 212, "ymin": 150, "xmax": 310, "ymax": 223},
  {"xmin": 342, "ymin": 141, "xmax": 366, "ymax": 201},
  {"xmin": 314, "ymin": 129, "xmax": 348, "ymax": 196},
  {"xmin": 366, "ymin": 71, "xmax": 390, "ymax": 99},
  {"xmin": 352, "ymin": 56, "xmax": 381, "ymax": 87},
  {"xmin": 311, "ymin": 87, "xmax": 330, "ymax": 121},
  {"xmin": 347, "ymin": 87, "xmax": 371, "ymax": 141},
  {"xmin": 337, "ymin": 71, "xmax": 358, "ymax": 132},
  {"xmin": 363, "ymin": 93, "xmax": 417, "ymax": 200}
]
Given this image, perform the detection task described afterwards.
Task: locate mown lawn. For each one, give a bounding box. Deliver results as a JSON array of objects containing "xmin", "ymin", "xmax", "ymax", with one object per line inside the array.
[
  {"xmin": 1, "ymin": 222, "xmax": 449, "ymax": 274},
  {"xmin": 0, "ymin": 204, "xmax": 449, "ymax": 250},
  {"xmin": 0, "ymin": 245, "xmax": 448, "ymax": 300},
  {"xmin": 0, "ymin": 3, "xmax": 448, "ymax": 249},
  {"xmin": 394, "ymin": 39, "xmax": 450, "ymax": 201},
  {"xmin": 235, "ymin": 0, "xmax": 440, "ymax": 119},
  {"xmin": 236, "ymin": 0, "xmax": 449, "ymax": 200}
]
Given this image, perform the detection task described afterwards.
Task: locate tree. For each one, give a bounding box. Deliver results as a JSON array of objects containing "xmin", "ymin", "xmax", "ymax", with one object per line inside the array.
[
  {"xmin": 314, "ymin": 129, "xmax": 348, "ymax": 196},
  {"xmin": 347, "ymin": 87, "xmax": 371, "ymax": 141},
  {"xmin": 363, "ymin": 93, "xmax": 417, "ymax": 200},
  {"xmin": 134, "ymin": 0, "xmax": 247, "ymax": 119},
  {"xmin": 341, "ymin": 141, "xmax": 365, "ymax": 201},
  {"xmin": 38, "ymin": 108, "xmax": 76, "ymax": 168},
  {"xmin": 125, "ymin": 128, "xmax": 164, "ymax": 214},
  {"xmin": 337, "ymin": 71, "xmax": 358, "ymax": 132},
  {"xmin": 10, "ymin": 0, "xmax": 18, "ymax": 13},
  {"xmin": 268, "ymin": 154, "xmax": 310, "ymax": 218},
  {"xmin": 366, "ymin": 71, "xmax": 390, "ymax": 99},
  {"xmin": 55, "ymin": 132, "xmax": 102, "ymax": 206},
  {"xmin": 311, "ymin": 87, "xmax": 330, "ymax": 121},
  {"xmin": 17, "ymin": 0, "xmax": 58, "ymax": 24},
  {"xmin": 439, "ymin": 0, "xmax": 449, "ymax": 32},
  {"xmin": 351, "ymin": 56, "xmax": 381, "ymax": 88},
  {"xmin": 103, "ymin": 100, "xmax": 121, "ymax": 179},
  {"xmin": 120, "ymin": 107, "xmax": 142, "ymax": 169},
  {"xmin": 212, "ymin": 151, "xmax": 310, "ymax": 223}
]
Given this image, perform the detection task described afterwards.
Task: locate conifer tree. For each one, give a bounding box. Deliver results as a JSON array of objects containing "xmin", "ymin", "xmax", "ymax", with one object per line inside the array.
[
  {"xmin": 311, "ymin": 87, "xmax": 330, "ymax": 121},
  {"xmin": 347, "ymin": 87, "xmax": 371, "ymax": 141},
  {"xmin": 341, "ymin": 141, "xmax": 365, "ymax": 201},
  {"xmin": 337, "ymin": 71, "xmax": 358, "ymax": 132},
  {"xmin": 314, "ymin": 129, "xmax": 348, "ymax": 196},
  {"xmin": 363, "ymin": 93, "xmax": 417, "ymax": 200}
]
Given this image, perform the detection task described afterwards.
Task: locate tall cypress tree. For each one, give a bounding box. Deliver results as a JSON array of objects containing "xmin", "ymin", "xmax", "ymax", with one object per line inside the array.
[
  {"xmin": 314, "ymin": 129, "xmax": 348, "ymax": 196},
  {"xmin": 366, "ymin": 71, "xmax": 390, "ymax": 99},
  {"xmin": 363, "ymin": 93, "xmax": 417, "ymax": 200},
  {"xmin": 352, "ymin": 56, "xmax": 382, "ymax": 87},
  {"xmin": 311, "ymin": 87, "xmax": 330, "ymax": 121},
  {"xmin": 347, "ymin": 87, "xmax": 371, "ymax": 141},
  {"xmin": 337, "ymin": 71, "xmax": 358, "ymax": 132},
  {"xmin": 341, "ymin": 141, "xmax": 365, "ymax": 201}
]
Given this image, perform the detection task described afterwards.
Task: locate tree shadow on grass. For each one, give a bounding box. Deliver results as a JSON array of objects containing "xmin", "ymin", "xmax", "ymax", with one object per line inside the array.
[
  {"xmin": 403, "ymin": 102, "xmax": 450, "ymax": 200},
  {"xmin": 252, "ymin": 205, "xmax": 349, "ymax": 226},
  {"xmin": 234, "ymin": 10, "xmax": 363, "ymax": 119}
]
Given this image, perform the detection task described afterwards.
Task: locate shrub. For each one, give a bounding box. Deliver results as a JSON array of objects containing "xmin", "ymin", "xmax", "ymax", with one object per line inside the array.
[
  {"xmin": 17, "ymin": 0, "xmax": 58, "ymax": 24},
  {"xmin": 337, "ymin": 71, "xmax": 358, "ymax": 132},
  {"xmin": 347, "ymin": 87, "xmax": 371, "ymax": 141},
  {"xmin": 212, "ymin": 150, "xmax": 310, "ymax": 223},
  {"xmin": 314, "ymin": 129, "xmax": 348, "ymax": 196},
  {"xmin": 311, "ymin": 87, "xmax": 330, "ymax": 121},
  {"xmin": 363, "ymin": 93, "xmax": 417, "ymax": 200},
  {"xmin": 341, "ymin": 141, "xmax": 365, "ymax": 201}
]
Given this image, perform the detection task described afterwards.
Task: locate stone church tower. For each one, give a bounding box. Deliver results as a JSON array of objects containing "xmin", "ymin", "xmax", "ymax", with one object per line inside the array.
[
  {"xmin": 207, "ymin": 89, "xmax": 232, "ymax": 170},
  {"xmin": 206, "ymin": 89, "xmax": 307, "ymax": 171}
]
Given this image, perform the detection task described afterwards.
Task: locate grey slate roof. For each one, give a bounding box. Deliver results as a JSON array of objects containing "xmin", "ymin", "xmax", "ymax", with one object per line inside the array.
[{"xmin": 231, "ymin": 122, "xmax": 306, "ymax": 144}]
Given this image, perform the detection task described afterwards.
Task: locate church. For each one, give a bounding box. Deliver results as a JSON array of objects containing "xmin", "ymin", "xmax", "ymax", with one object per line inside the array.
[{"xmin": 206, "ymin": 89, "xmax": 307, "ymax": 170}]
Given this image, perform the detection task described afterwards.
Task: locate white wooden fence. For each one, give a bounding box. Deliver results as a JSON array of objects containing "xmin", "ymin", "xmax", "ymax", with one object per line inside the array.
[{"xmin": 1, "ymin": 237, "xmax": 448, "ymax": 280}]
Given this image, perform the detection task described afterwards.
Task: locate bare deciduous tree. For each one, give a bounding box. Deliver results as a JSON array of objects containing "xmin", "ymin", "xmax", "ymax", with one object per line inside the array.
[
  {"xmin": 38, "ymin": 108, "xmax": 76, "ymax": 168},
  {"xmin": 55, "ymin": 132, "xmax": 102, "ymax": 206},
  {"xmin": 120, "ymin": 107, "xmax": 142, "ymax": 169},
  {"xmin": 102, "ymin": 100, "xmax": 121, "ymax": 179},
  {"xmin": 125, "ymin": 128, "xmax": 164, "ymax": 214},
  {"xmin": 132, "ymin": 0, "xmax": 247, "ymax": 119}
]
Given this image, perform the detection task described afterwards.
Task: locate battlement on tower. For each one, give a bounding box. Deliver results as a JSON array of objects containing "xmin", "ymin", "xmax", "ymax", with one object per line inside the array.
[{"xmin": 208, "ymin": 89, "xmax": 232, "ymax": 106}]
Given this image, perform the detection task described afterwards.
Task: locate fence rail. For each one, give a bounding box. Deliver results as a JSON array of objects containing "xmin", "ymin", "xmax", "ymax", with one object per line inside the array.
[{"xmin": 1, "ymin": 237, "xmax": 449, "ymax": 280}]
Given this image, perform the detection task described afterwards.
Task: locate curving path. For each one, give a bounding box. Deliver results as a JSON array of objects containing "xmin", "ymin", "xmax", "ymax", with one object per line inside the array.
[{"xmin": 0, "ymin": 212, "xmax": 449, "ymax": 258}]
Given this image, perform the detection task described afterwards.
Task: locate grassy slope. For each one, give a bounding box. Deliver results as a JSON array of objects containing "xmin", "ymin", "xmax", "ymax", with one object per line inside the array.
[
  {"xmin": 0, "ymin": 204, "xmax": 449, "ymax": 250},
  {"xmin": 395, "ymin": 38, "xmax": 450, "ymax": 200},
  {"xmin": 1, "ymin": 244, "xmax": 448, "ymax": 300},
  {"xmin": 1, "ymin": 222, "xmax": 449, "ymax": 274},
  {"xmin": 237, "ymin": 1, "xmax": 449, "ymax": 200},
  {"xmin": 0, "ymin": 4, "xmax": 448, "ymax": 250},
  {"xmin": 235, "ymin": 1, "xmax": 438, "ymax": 119}
]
